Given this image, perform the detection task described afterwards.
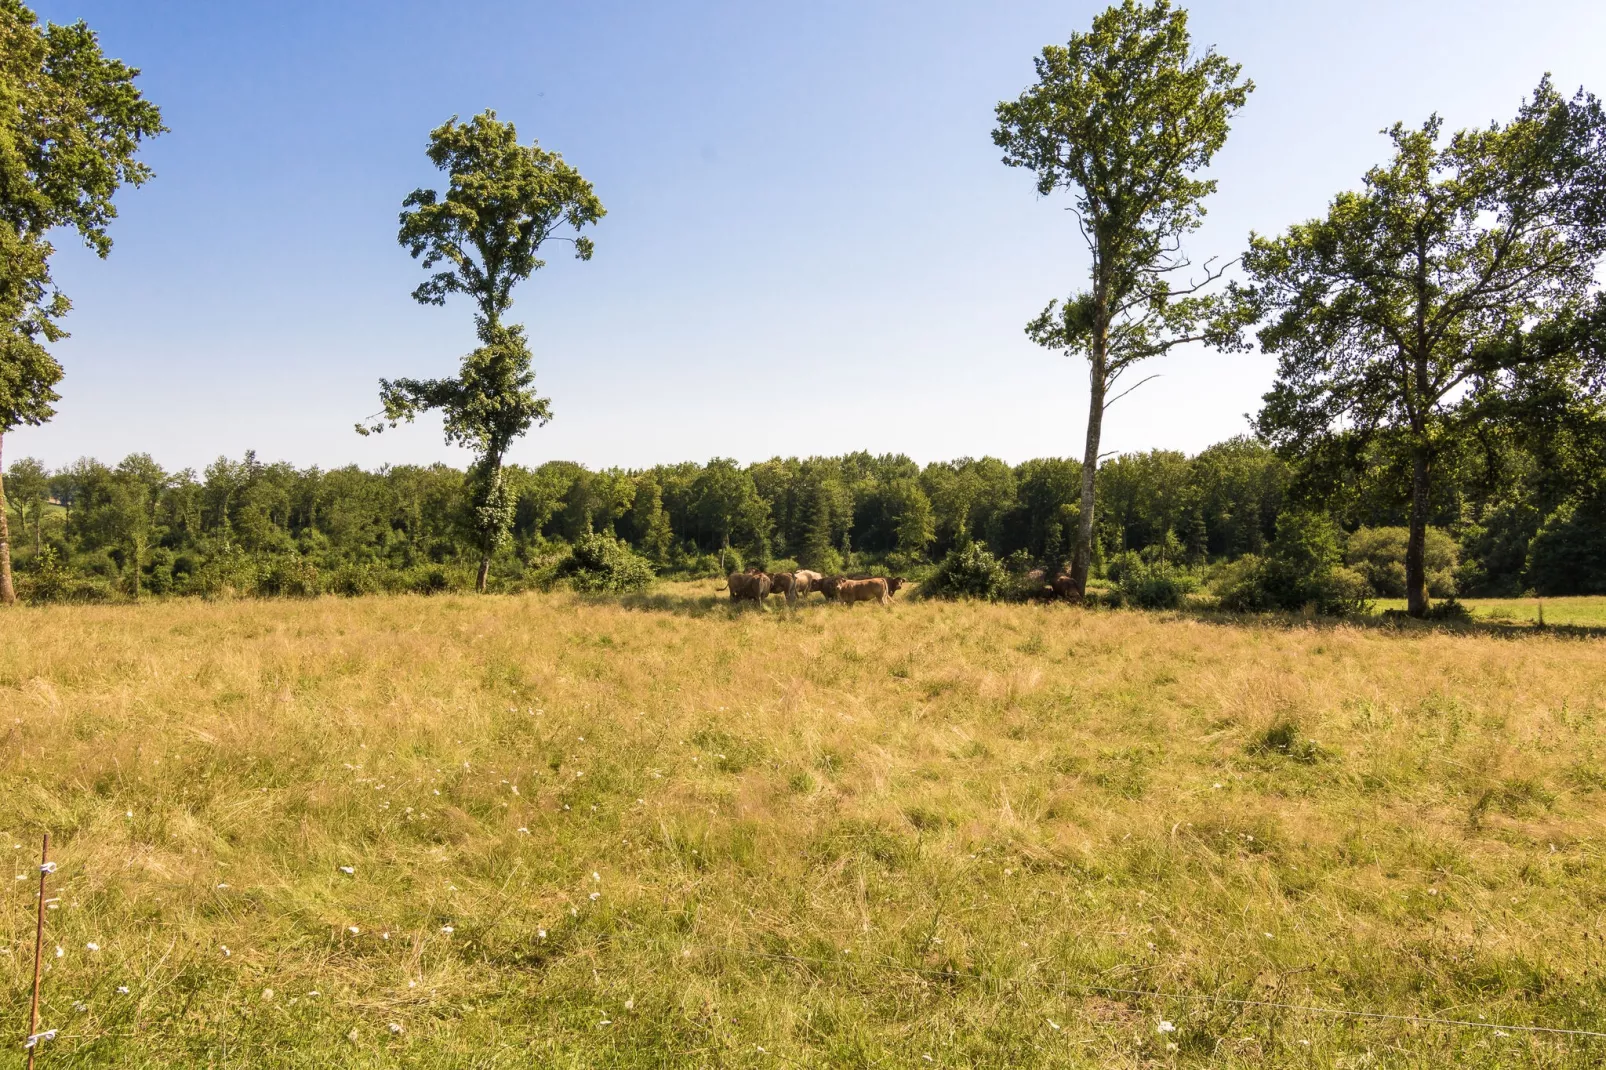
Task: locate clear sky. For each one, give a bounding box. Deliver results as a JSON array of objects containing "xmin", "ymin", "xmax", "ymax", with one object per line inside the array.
[{"xmin": 18, "ymin": 0, "xmax": 1606, "ymax": 474}]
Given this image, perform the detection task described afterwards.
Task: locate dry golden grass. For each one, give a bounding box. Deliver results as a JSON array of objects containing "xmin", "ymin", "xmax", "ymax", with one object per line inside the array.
[{"xmin": 3, "ymin": 582, "xmax": 1606, "ymax": 1067}]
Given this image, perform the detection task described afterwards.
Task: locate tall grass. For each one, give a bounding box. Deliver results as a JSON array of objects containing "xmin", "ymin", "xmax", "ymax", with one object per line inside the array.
[{"xmin": 3, "ymin": 583, "xmax": 1605, "ymax": 1066}]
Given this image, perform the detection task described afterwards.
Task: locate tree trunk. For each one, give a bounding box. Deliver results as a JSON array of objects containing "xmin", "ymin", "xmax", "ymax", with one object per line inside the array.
[
  {"xmin": 1068, "ymin": 354, "xmax": 1107, "ymax": 599},
  {"xmin": 1406, "ymin": 447, "xmax": 1431, "ymax": 618},
  {"xmin": 0, "ymin": 431, "xmax": 15, "ymax": 604},
  {"xmin": 476, "ymin": 554, "xmax": 491, "ymax": 594}
]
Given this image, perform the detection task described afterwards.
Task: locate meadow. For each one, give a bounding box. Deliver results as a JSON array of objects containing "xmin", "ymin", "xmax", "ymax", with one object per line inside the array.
[{"xmin": 3, "ymin": 584, "xmax": 1606, "ymax": 1068}]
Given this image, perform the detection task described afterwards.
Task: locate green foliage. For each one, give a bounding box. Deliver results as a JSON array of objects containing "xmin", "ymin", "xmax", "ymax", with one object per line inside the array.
[
  {"xmin": 1211, "ymin": 512, "xmax": 1370, "ymax": 616},
  {"xmin": 924, "ymin": 543, "xmax": 1008, "ymax": 601},
  {"xmin": 1527, "ymin": 492, "xmax": 1606, "ymax": 595},
  {"xmin": 0, "ymin": 0, "xmax": 164, "ymax": 433},
  {"xmin": 557, "ymin": 532, "xmax": 655, "ymax": 593},
  {"xmin": 1346, "ymin": 526, "xmax": 1458, "ymax": 598},
  {"xmin": 1110, "ymin": 557, "xmax": 1196, "ymax": 610}
]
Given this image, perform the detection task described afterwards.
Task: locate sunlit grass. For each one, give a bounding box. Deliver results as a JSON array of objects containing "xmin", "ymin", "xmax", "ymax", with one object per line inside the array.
[
  {"xmin": 1371, "ymin": 595, "xmax": 1606, "ymax": 628},
  {"xmin": 3, "ymin": 582, "xmax": 1606, "ymax": 1066}
]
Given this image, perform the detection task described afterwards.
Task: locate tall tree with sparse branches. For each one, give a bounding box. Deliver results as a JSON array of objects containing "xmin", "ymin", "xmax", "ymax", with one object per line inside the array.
[
  {"xmin": 992, "ymin": 0, "xmax": 1251, "ymax": 598},
  {"xmin": 1239, "ymin": 78, "xmax": 1606, "ymax": 616},
  {"xmin": 0, "ymin": 0, "xmax": 164, "ymax": 604},
  {"xmin": 363, "ymin": 111, "xmax": 604, "ymax": 592}
]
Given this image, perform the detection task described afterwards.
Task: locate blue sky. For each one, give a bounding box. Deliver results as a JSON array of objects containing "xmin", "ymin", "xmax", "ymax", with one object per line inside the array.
[{"xmin": 19, "ymin": 0, "xmax": 1606, "ymax": 473}]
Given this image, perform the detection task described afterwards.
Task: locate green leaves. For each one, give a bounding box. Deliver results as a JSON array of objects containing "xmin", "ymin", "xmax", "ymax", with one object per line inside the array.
[
  {"xmin": 397, "ymin": 110, "xmax": 605, "ymax": 326},
  {"xmin": 0, "ymin": 0, "xmax": 162, "ymax": 434}
]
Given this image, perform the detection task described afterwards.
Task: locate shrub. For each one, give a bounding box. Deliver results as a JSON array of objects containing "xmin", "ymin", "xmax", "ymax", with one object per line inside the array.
[
  {"xmin": 1210, "ymin": 513, "xmax": 1371, "ymax": 616},
  {"xmin": 256, "ymin": 556, "xmax": 321, "ymax": 598},
  {"xmin": 557, "ymin": 533, "xmax": 656, "ymax": 593},
  {"xmin": 923, "ymin": 543, "xmax": 1007, "ymax": 601},
  {"xmin": 1346, "ymin": 526, "xmax": 1458, "ymax": 597},
  {"xmin": 328, "ymin": 564, "xmax": 381, "ymax": 597},
  {"xmin": 1114, "ymin": 559, "xmax": 1196, "ymax": 610},
  {"xmin": 20, "ymin": 548, "xmax": 112, "ymax": 605}
]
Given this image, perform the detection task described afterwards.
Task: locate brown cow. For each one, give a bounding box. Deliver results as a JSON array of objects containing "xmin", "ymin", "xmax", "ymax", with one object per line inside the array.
[
  {"xmin": 724, "ymin": 570, "xmax": 772, "ymax": 604},
  {"xmin": 1050, "ymin": 574, "xmax": 1083, "ymax": 603},
  {"xmin": 767, "ymin": 571, "xmax": 798, "ymax": 604},
  {"xmin": 835, "ymin": 577, "xmax": 907, "ymax": 606},
  {"xmin": 817, "ymin": 574, "xmax": 846, "ymax": 601}
]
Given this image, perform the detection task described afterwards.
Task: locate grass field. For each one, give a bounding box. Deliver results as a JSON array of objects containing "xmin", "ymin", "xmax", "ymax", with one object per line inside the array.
[
  {"xmin": 1369, "ymin": 596, "xmax": 1606, "ymax": 630},
  {"xmin": 4, "ymin": 583, "xmax": 1606, "ymax": 1067}
]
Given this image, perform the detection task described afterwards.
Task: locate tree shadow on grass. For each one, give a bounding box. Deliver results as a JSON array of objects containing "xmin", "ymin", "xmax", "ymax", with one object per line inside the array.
[{"xmin": 1174, "ymin": 606, "xmax": 1606, "ymax": 642}]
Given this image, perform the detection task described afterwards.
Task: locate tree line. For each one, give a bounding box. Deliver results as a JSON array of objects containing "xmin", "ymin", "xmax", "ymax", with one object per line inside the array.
[{"xmin": 3, "ymin": 422, "xmax": 1601, "ymax": 601}]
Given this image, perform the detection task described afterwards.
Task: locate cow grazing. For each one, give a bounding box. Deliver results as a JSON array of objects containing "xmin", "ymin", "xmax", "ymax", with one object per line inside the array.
[
  {"xmin": 835, "ymin": 577, "xmax": 907, "ymax": 606},
  {"xmin": 767, "ymin": 571, "xmax": 798, "ymax": 604},
  {"xmin": 725, "ymin": 570, "xmax": 772, "ymax": 604}
]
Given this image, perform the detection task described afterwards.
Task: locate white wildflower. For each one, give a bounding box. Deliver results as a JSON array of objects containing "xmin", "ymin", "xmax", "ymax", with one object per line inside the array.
[
  {"xmin": 389, "ymin": 1022, "xmax": 404, "ymax": 1034},
  {"xmin": 538, "ymin": 929, "xmax": 547, "ymax": 940},
  {"xmin": 440, "ymin": 925, "xmax": 454, "ymax": 934},
  {"xmin": 348, "ymin": 926, "xmax": 360, "ymax": 935},
  {"xmin": 117, "ymin": 986, "xmax": 130, "ymax": 994},
  {"xmin": 589, "ymin": 892, "xmax": 601, "ymax": 901},
  {"xmin": 1157, "ymin": 1020, "xmax": 1176, "ymax": 1033},
  {"xmin": 517, "ymin": 827, "xmax": 530, "ymax": 834},
  {"xmin": 1047, "ymin": 1019, "xmax": 1061, "ymax": 1030},
  {"xmin": 86, "ymin": 942, "xmax": 100, "ymax": 951},
  {"xmin": 54, "ymin": 946, "xmax": 64, "ymax": 958},
  {"xmin": 625, "ymin": 998, "xmax": 634, "ymax": 1011},
  {"xmin": 592, "ymin": 871, "xmax": 601, "ymax": 881},
  {"xmin": 220, "ymin": 946, "xmax": 231, "ymax": 957},
  {"xmin": 340, "ymin": 866, "xmax": 355, "ymax": 875},
  {"xmin": 262, "ymin": 988, "xmax": 274, "ymax": 1000}
]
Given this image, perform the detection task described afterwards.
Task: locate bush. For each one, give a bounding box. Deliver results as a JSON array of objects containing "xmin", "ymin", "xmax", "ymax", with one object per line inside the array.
[
  {"xmin": 328, "ymin": 564, "xmax": 381, "ymax": 597},
  {"xmin": 1345, "ymin": 526, "xmax": 1458, "ymax": 597},
  {"xmin": 255, "ymin": 556, "xmax": 321, "ymax": 598},
  {"xmin": 923, "ymin": 543, "xmax": 1007, "ymax": 601},
  {"xmin": 557, "ymin": 533, "xmax": 656, "ymax": 593},
  {"xmin": 1210, "ymin": 512, "xmax": 1371, "ymax": 616},
  {"xmin": 1113, "ymin": 559, "xmax": 1196, "ymax": 610}
]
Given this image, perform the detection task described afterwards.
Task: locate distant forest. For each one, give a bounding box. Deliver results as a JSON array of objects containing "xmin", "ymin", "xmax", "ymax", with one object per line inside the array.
[{"xmin": 2, "ymin": 426, "xmax": 1600, "ymax": 603}]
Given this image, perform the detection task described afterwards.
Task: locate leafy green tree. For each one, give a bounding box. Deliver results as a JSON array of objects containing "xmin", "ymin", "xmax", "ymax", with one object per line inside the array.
[
  {"xmin": 1241, "ymin": 79, "xmax": 1606, "ymax": 615},
  {"xmin": 4, "ymin": 455, "xmax": 48, "ymax": 557},
  {"xmin": 0, "ymin": 0, "xmax": 163, "ymax": 603},
  {"xmin": 688, "ymin": 459, "xmax": 770, "ymax": 566},
  {"xmin": 890, "ymin": 479, "xmax": 935, "ymax": 560},
  {"xmin": 624, "ymin": 474, "xmax": 673, "ymax": 564},
  {"xmin": 992, "ymin": 0, "xmax": 1251, "ymax": 600},
  {"xmin": 364, "ymin": 111, "xmax": 604, "ymax": 592}
]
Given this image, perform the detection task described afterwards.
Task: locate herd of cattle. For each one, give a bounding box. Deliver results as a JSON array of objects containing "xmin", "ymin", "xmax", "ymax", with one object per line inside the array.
[{"xmin": 721, "ymin": 568, "xmax": 909, "ymax": 606}]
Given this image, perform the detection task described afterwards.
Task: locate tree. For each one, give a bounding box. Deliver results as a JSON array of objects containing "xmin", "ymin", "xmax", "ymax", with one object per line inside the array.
[
  {"xmin": 1241, "ymin": 79, "xmax": 1606, "ymax": 615},
  {"xmin": 890, "ymin": 479, "xmax": 935, "ymax": 560},
  {"xmin": 0, "ymin": 0, "xmax": 163, "ymax": 603},
  {"xmin": 363, "ymin": 111, "xmax": 604, "ymax": 592},
  {"xmin": 624, "ymin": 474, "xmax": 673, "ymax": 565},
  {"xmin": 4, "ymin": 456, "xmax": 48, "ymax": 556},
  {"xmin": 992, "ymin": 0, "xmax": 1251, "ymax": 600}
]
